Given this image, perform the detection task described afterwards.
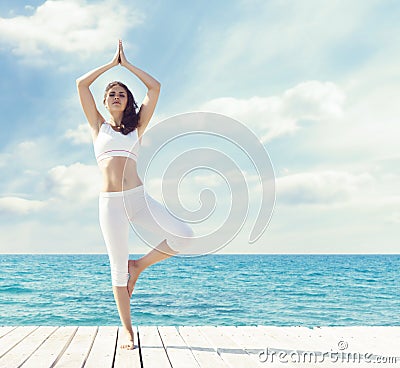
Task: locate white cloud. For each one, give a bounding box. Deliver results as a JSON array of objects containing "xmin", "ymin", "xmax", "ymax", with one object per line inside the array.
[
  {"xmin": 323, "ymin": 80, "xmax": 400, "ymax": 157},
  {"xmin": 283, "ymin": 81, "xmax": 345, "ymax": 120},
  {"xmin": 201, "ymin": 80, "xmax": 345, "ymax": 142},
  {"xmin": 17, "ymin": 140, "xmax": 36, "ymax": 151},
  {"xmin": 0, "ymin": 196, "xmax": 46, "ymax": 215},
  {"xmin": 0, "ymin": 0, "xmax": 143, "ymax": 63},
  {"xmin": 0, "ymin": 161, "xmax": 100, "ymax": 217},
  {"xmin": 46, "ymin": 162, "xmax": 101, "ymax": 202},
  {"xmin": 0, "ymin": 140, "xmax": 40, "ymax": 168},
  {"xmin": 191, "ymin": 1, "xmax": 381, "ymax": 93},
  {"xmin": 65, "ymin": 124, "xmax": 92, "ymax": 144},
  {"xmin": 0, "ymin": 153, "xmax": 10, "ymax": 168},
  {"xmin": 0, "ymin": 220, "xmax": 104, "ymax": 253},
  {"xmin": 191, "ymin": 1, "xmax": 399, "ymax": 160},
  {"xmin": 277, "ymin": 170, "xmax": 374, "ymax": 206},
  {"xmin": 386, "ymin": 212, "xmax": 400, "ymax": 224}
]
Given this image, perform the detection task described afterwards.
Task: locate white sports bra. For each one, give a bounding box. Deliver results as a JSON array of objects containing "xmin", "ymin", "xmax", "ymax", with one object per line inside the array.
[{"xmin": 94, "ymin": 122, "xmax": 140, "ymax": 163}]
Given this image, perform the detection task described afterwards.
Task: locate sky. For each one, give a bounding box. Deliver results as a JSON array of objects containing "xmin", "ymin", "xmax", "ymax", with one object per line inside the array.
[{"xmin": 0, "ymin": 0, "xmax": 399, "ymax": 254}]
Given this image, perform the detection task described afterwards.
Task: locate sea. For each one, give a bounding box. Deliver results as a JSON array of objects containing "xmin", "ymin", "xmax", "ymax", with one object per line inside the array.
[{"xmin": 1, "ymin": 254, "xmax": 399, "ymax": 327}]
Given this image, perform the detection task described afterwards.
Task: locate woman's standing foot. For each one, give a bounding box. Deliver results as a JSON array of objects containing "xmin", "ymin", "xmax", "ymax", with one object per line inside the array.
[{"xmin": 120, "ymin": 327, "xmax": 135, "ymax": 350}]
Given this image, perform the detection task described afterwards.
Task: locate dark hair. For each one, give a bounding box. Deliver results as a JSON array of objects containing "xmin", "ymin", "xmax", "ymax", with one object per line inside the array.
[{"xmin": 103, "ymin": 81, "xmax": 140, "ymax": 135}]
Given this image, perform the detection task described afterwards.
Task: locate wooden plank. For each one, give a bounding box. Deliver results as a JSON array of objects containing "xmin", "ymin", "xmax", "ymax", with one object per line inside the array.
[
  {"xmin": 257, "ymin": 326, "xmax": 308, "ymax": 351},
  {"xmin": 84, "ymin": 326, "xmax": 118, "ymax": 368},
  {"xmin": 0, "ymin": 326, "xmax": 38, "ymax": 358},
  {"xmin": 363, "ymin": 327, "xmax": 400, "ymax": 356},
  {"xmin": 257, "ymin": 326, "xmax": 353, "ymax": 367},
  {"xmin": 0, "ymin": 326, "xmax": 16, "ymax": 338},
  {"xmin": 199, "ymin": 326, "xmax": 263, "ymax": 368},
  {"xmin": 138, "ymin": 325, "xmax": 171, "ymax": 368},
  {"xmin": 309, "ymin": 326, "xmax": 364, "ymax": 355},
  {"xmin": 21, "ymin": 326, "xmax": 77, "ymax": 368},
  {"xmin": 316, "ymin": 326, "xmax": 400, "ymax": 360},
  {"xmin": 113, "ymin": 326, "xmax": 141, "ymax": 368},
  {"xmin": 260, "ymin": 326, "xmax": 331, "ymax": 352},
  {"xmin": 0, "ymin": 326, "xmax": 57, "ymax": 368},
  {"xmin": 234, "ymin": 326, "xmax": 281, "ymax": 349},
  {"xmin": 0, "ymin": 326, "xmax": 398, "ymax": 368},
  {"xmin": 256, "ymin": 326, "xmax": 400, "ymax": 367},
  {"xmin": 309, "ymin": 326, "xmax": 348, "ymax": 352},
  {"xmin": 178, "ymin": 326, "xmax": 230, "ymax": 368},
  {"xmin": 308, "ymin": 327, "xmax": 369, "ymax": 367},
  {"xmin": 235, "ymin": 326, "xmax": 341, "ymax": 367},
  {"xmin": 283, "ymin": 326, "xmax": 332, "ymax": 351},
  {"xmin": 221, "ymin": 326, "xmax": 318, "ymax": 368},
  {"xmin": 53, "ymin": 326, "xmax": 98, "ymax": 368},
  {"xmin": 221, "ymin": 326, "xmax": 287, "ymax": 367},
  {"xmin": 158, "ymin": 326, "xmax": 200, "ymax": 368}
]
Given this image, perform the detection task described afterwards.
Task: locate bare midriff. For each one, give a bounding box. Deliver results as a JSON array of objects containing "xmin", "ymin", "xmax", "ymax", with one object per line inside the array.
[{"xmin": 98, "ymin": 156, "xmax": 142, "ymax": 192}]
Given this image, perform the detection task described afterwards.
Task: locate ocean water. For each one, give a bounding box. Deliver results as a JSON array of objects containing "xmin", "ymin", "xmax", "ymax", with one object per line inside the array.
[{"xmin": 0, "ymin": 254, "xmax": 399, "ymax": 327}]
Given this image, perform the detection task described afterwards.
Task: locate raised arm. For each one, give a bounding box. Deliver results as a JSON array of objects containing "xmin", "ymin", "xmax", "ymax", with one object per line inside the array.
[
  {"xmin": 76, "ymin": 43, "xmax": 120, "ymax": 132},
  {"xmin": 119, "ymin": 41, "xmax": 161, "ymax": 137}
]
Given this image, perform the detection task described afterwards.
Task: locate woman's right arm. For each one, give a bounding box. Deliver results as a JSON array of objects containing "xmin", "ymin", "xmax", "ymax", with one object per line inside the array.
[{"xmin": 76, "ymin": 43, "xmax": 120, "ymax": 130}]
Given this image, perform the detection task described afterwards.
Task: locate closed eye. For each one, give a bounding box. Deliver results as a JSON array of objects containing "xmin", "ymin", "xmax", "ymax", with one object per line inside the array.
[{"xmin": 109, "ymin": 92, "xmax": 125, "ymax": 97}]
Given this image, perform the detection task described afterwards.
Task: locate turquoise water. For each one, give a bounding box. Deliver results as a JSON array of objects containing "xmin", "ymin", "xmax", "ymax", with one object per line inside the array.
[{"xmin": 1, "ymin": 254, "xmax": 399, "ymax": 326}]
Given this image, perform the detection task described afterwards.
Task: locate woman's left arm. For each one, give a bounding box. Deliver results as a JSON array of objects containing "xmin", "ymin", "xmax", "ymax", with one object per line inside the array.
[{"xmin": 119, "ymin": 41, "xmax": 161, "ymax": 137}]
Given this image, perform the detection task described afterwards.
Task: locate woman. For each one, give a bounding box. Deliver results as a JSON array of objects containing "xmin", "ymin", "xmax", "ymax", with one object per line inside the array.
[{"xmin": 76, "ymin": 40, "xmax": 194, "ymax": 350}]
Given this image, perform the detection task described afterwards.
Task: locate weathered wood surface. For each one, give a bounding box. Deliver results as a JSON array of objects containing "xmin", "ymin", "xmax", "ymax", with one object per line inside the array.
[{"xmin": 0, "ymin": 326, "xmax": 399, "ymax": 367}]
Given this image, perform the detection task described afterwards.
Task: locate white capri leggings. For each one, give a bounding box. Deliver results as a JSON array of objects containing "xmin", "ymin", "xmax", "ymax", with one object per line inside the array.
[{"xmin": 99, "ymin": 185, "xmax": 194, "ymax": 286}]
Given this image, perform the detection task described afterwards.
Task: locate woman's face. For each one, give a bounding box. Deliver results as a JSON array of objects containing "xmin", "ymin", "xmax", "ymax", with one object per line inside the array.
[{"xmin": 105, "ymin": 85, "xmax": 128, "ymax": 112}]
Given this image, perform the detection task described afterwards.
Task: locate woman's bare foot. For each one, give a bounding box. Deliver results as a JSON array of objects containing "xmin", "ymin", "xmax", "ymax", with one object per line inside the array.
[
  {"xmin": 127, "ymin": 260, "xmax": 141, "ymax": 298},
  {"xmin": 120, "ymin": 328, "xmax": 135, "ymax": 350}
]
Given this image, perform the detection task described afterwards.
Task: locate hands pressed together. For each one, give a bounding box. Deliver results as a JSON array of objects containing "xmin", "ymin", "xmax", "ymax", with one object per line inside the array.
[{"xmin": 111, "ymin": 39, "xmax": 129, "ymax": 67}]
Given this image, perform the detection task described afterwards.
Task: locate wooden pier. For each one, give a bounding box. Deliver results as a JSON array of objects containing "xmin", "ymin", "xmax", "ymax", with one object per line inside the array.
[{"xmin": 1, "ymin": 326, "xmax": 399, "ymax": 367}]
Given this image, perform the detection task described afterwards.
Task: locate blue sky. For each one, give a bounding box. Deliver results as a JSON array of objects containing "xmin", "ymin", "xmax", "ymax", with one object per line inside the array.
[{"xmin": 0, "ymin": 0, "xmax": 399, "ymax": 254}]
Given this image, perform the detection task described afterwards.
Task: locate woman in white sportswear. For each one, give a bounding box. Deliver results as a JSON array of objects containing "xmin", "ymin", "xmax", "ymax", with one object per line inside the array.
[{"xmin": 76, "ymin": 40, "xmax": 194, "ymax": 350}]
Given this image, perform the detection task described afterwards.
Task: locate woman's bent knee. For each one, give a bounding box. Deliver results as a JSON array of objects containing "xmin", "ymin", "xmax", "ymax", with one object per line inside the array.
[{"xmin": 166, "ymin": 224, "xmax": 195, "ymax": 253}]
